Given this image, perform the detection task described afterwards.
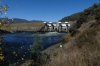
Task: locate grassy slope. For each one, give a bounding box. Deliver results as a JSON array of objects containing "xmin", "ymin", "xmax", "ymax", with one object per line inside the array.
[
  {"xmin": 19, "ymin": 20, "xmax": 100, "ymax": 66},
  {"xmin": 1, "ymin": 23, "xmax": 44, "ymax": 28},
  {"xmin": 43, "ymin": 20, "xmax": 100, "ymax": 66},
  {"xmin": 0, "ymin": 23, "xmax": 45, "ymax": 31}
]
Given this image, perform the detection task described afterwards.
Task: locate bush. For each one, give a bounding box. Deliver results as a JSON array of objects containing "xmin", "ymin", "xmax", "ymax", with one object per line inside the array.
[
  {"xmin": 0, "ymin": 37, "xmax": 9, "ymax": 66},
  {"xmin": 30, "ymin": 34, "xmax": 43, "ymax": 66},
  {"xmin": 30, "ymin": 34, "xmax": 50, "ymax": 66},
  {"xmin": 61, "ymin": 33, "xmax": 72, "ymax": 44},
  {"xmin": 76, "ymin": 17, "xmax": 87, "ymax": 28},
  {"xmin": 95, "ymin": 12, "xmax": 100, "ymax": 21},
  {"xmin": 53, "ymin": 51, "xmax": 58, "ymax": 56},
  {"xmin": 70, "ymin": 30, "xmax": 80, "ymax": 37}
]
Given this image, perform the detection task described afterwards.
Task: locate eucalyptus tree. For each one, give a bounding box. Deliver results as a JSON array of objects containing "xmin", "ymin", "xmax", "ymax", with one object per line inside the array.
[
  {"xmin": 0, "ymin": 0, "xmax": 25, "ymax": 66},
  {"xmin": 0, "ymin": 0, "xmax": 17, "ymax": 25}
]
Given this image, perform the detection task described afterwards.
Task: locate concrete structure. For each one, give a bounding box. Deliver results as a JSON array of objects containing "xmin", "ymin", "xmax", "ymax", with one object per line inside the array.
[
  {"xmin": 40, "ymin": 22, "xmax": 70, "ymax": 32},
  {"xmin": 0, "ymin": 21, "xmax": 72, "ymax": 33}
]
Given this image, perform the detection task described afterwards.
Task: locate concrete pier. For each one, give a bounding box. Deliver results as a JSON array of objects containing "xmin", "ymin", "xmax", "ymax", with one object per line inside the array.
[{"xmin": 42, "ymin": 22, "xmax": 70, "ymax": 32}]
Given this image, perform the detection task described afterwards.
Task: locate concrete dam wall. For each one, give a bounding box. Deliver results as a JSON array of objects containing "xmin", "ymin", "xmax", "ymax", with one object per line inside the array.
[{"xmin": 0, "ymin": 21, "xmax": 77, "ymax": 33}]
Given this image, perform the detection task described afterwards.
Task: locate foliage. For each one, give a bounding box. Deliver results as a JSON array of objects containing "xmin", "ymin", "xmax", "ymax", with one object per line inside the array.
[
  {"xmin": 61, "ymin": 33, "xmax": 72, "ymax": 44},
  {"xmin": 95, "ymin": 12, "xmax": 100, "ymax": 21},
  {"xmin": 0, "ymin": 36, "xmax": 9, "ymax": 66},
  {"xmin": 53, "ymin": 51, "xmax": 58, "ymax": 56},
  {"xmin": 0, "ymin": 36, "xmax": 30, "ymax": 66},
  {"xmin": 59, "ymin": 3, "xmax": 100, "ymax": 28},
  {"xmin": 2, "ymin": 43, "xmax": 28, "ymax": 64},
  {"xmin": 75, "ymin": 27, "xmax": 100, "ymax": 48},
  {"xmin": 59, "ymin": 12, "xmax": 81, "ymax": 22},
  {"xmin": 70, "ymin": 30, "xmax": 80, "ymax": 37},
  {"xmin": 76, "ymin": 17, "xmax": 87, "ymax": 28},
  {"xmin": 0, "ymin": 0, "xmax": 17, "ymax": 26},
  {"xmin": 43, "ymin": 23, "xmax": 100, "ymax": 66},
  {"xmin": 1, "ymin": 17, "xmax": 8, "ymax": 25},
  {"xmin": 30, "ymin": 34, "xmax": 50, "ymax": 66}
]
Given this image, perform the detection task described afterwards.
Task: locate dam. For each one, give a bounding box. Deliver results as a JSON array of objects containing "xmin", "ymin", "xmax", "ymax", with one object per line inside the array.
[
  {"xmin": 39, "ymin": 22, "xmax": 70, "ymax": 32},
  {"xmin": 0, "ymin": 22, "xmax": 71, "ymax": 33}
]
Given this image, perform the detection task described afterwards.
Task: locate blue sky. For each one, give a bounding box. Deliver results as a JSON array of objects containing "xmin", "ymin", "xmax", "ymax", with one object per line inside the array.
[{"xmin": 0, "ymin": 0, "xmax": 100, "ymax": 22}]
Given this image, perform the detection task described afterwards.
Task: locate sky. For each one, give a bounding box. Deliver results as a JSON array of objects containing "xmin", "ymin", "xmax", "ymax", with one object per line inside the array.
[{"xmin": 0, "ymin": 0, "xmax": 100, "ymax": 22}]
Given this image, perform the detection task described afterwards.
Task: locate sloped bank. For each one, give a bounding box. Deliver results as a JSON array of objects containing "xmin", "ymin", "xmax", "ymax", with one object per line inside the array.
[
  {"xmin": 0, "ymin": 29, "xmax": 11, "ymax": 34},
  {"xmin": 43, "ymin": 20, "xmax": 100, "ymax": 66}
]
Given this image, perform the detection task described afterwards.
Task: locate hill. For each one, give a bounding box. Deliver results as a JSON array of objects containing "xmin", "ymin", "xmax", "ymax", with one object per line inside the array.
[
  {"xmin": 0, "ymin": 18, "xmax": 45, "ymax": 24},
  {"xmin": 41, "ymin": 2, "xmax": 100, "ymax": 66},
  {"xmin": 0, "ymin": 22, "xmax": 45, "ymax": 32},
  {"xmin": 1, "ymin": 2, "xmax": 100, "ymax": 66},
  {"xmin": 60, "ymin": 3, "xmax": 100, "ymax": 28},
  {"xmin": 40, "ymin": 3, "xmax": 100, "ymax": 66}
]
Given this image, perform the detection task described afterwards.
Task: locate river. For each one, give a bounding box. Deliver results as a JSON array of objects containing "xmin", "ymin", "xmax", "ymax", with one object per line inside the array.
[{"xmin": 0, "ymin": 32, "xmax": 66, "ymax": 64}]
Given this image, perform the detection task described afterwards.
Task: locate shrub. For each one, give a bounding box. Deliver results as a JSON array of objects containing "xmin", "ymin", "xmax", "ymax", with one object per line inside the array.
[
  {"xmin": 95, "ymin": 12, "xmax": 100, "ymax": 21},
  {"xmin": 76, "ymin": 17, "xmax": 87, "ymax": 28},
  {"xmin": 70, "ymin": 30, "xmax": 80, "ymax": 37},
  {"xmin": 30, "ymin": 34, "xmax": 50, "ymax": 66},
  {"xmin": 0, "ymin": 37, "xmax": 9, "ymax": 66},
  {"xmin": 61, "ymin": 33, "xmax": 72, "ymax": 44},
  {"xmin": 53, "ymin": 51, "xmax": 58, "ymax": 56}
]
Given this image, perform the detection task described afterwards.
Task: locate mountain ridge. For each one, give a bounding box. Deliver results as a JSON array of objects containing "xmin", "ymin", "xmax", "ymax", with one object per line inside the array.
[{"xmin": 0, "ymin": 18, "xmax": 45, "ymax": 24}]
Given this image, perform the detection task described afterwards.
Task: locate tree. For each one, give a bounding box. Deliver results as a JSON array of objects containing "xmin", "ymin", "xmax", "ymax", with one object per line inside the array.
[
  {"xmin": 0, "ymin": 1, "xmax": 25, "ymax": 65},
  {"xmin": 30, "ymin": 34, "xmax": 43, "ymax": 66},
  {"xmin": 95, "ymin": 12, "xmax": 100, "ymax": 21},
  {"xmin": 0, "ymin": 37, "xmax": 9, "ymax": 66},
  {"xmin": 0, "ymin": 0, "xmax": 17, "ymax": 25},
  {"xmin": 30, "ymin": 34, "xmax": 50, "ymax": 66}
]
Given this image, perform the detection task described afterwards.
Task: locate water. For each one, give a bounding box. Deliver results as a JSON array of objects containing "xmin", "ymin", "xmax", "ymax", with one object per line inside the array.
[
  {"xmin": 3, "ymin": 32, "xmax": 66, "ymax": 48},
  {"xmin": 0, "ymin": 32, "xmax": 66, "ymax": 63}
]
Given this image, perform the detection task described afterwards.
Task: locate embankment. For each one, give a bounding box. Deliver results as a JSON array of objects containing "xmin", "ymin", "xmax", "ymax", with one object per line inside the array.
[
  {"xmin": 0, "ymin": 23, "xmax": 45, "ymax": 32},
  {"xmin": 43, "ymin": 20, "xmax": 100, "ymax": 66}
]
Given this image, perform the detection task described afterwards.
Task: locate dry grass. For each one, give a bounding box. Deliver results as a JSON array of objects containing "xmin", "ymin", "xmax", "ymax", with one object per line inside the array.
[
  {"xmin": 18, "ymin": 20, "xmax": 100, "ymax": 66},
  {"xmin": 19, "ymin": 60, "xmax": 31, "ymax": 66},
  {"xmin": 61, "ymin": 33, "xmax": 72, "ymax": 44},
  {"xmin": 1, "ymin": 23, "xmax": 44, "ymax": 28},
  {"xmin": 43, "ymin": 20, "xmax": 100, "ymax": 66},
  {"xmin": 0, "ymin": 23, "xmax": 45, "ymax": 31},
  {"xmin": 64, "ymin": 33, "xmax": 72, "ymax": 42}
]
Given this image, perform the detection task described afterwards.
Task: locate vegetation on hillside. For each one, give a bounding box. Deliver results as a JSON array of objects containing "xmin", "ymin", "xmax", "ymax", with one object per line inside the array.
[
  {"xmin": 42, "ymin": 2, "xmax": 100, "ymax": 66},
  {"xmin": 0, "ymin": 1, "xmax": 29, "ymax": 66},
  {"xmin": 1, "ymin": 1, "xmax": 100, "ymax": 66},
  {"xmin": 29, "ymin": 34, "xmax": 50, "ymax": 66},
  {"xmin": 60, "ymin": 12, "xmax": 81, "ymax": 21},
  {"xmin": 43, "ymin": 16, "xmax": 100, "ymax": 66},
  {"xmin": 60, "ymin": 3, "xmax": 100, "ymax": 28},
  {"xmin": 1, "ymin": 23, "xmax": 44, "ymax": 28},
  {"xmin": 95, "ymin": 12, "xmax": 100, "ymax": 21}
]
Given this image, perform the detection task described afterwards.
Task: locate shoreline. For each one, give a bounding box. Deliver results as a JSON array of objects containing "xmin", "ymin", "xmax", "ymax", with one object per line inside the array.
[
  {"xmin": 19, "ymin": 42, "xmax": 62, "ymax": 66},
  {"xmin": 0, "ymin": 30, "xmax": 11, "ymax": 34}
]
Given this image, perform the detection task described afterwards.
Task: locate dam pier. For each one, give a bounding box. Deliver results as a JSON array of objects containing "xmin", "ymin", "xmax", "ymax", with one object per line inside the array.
[
  {"xmin": 0, "ymin": 22, "xmax": 71, "ymax": 33},
  {"xmin": 40, "ymin": 22, "xmax": 70, "ymax": 32}
]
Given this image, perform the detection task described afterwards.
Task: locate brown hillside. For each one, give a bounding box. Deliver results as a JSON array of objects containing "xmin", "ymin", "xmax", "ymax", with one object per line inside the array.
[{"xmin": 43, "ymin": 20, "xmax": 100, "ymax": 66}]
